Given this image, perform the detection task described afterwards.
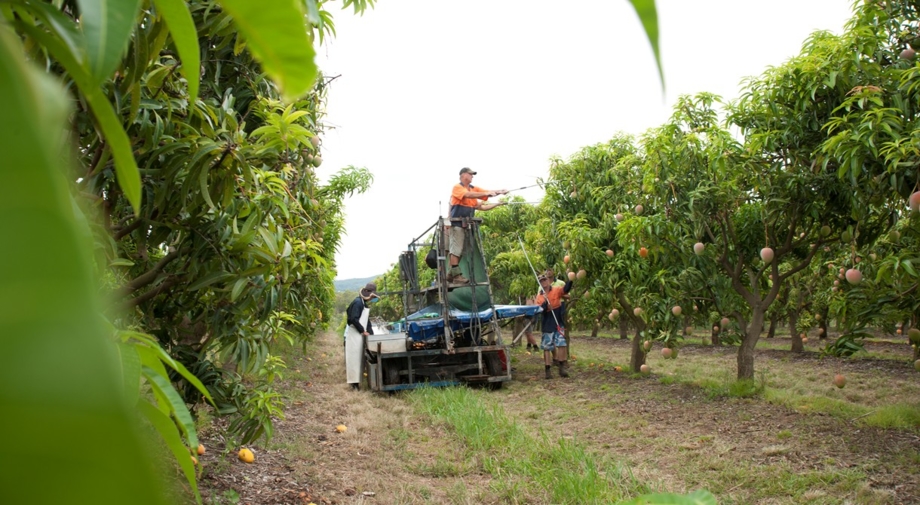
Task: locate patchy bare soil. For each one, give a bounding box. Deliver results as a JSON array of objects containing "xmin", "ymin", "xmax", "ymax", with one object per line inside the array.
[{"xmin": 190, "ymin": 330, "xmax": 920, "ymax": 505}]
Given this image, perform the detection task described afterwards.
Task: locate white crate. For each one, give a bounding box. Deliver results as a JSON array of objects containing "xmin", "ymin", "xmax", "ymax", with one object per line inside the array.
[{"xmin": 366, "ymin": 333, "xmax": 407, "ymax": 354}]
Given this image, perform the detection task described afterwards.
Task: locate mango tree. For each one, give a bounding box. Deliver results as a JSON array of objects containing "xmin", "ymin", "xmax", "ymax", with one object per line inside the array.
[
  {"xmin": 539, "ymin": 136, "xmax": 718, "ymax": 371},
  {"xmin": 638, "ymin": 89, "xmax": 859, "ymax": 380},
  {"xmin": 2, "ymin": 0, "xmax": 372, "ymax": 501},
  {"xmin": 817, "ymin": 0, "xmax": 920, "ymax": 361}
]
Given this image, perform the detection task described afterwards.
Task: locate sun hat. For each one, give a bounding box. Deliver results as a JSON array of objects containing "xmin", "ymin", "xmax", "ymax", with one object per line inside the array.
[{"xmin": 360, "ymin": 282, "xmax": 378, "ymax": 298}]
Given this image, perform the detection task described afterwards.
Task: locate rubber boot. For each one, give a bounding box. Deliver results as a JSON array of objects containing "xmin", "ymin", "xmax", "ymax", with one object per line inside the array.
[
  {"xmin": 558, "ymin": 360, "xmax": 569, "ymax": 378},
  {"xmin": 544, "ymin": 365, "xmax": 553, "ymax": 380}
]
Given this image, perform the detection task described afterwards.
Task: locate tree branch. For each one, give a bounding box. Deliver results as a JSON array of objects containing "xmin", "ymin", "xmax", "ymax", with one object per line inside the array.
[
  {"xmin": 123, "ymin": 276, "xmax": 180, "ymax": 308},
  {"xmin": 114, "ymin": 218, "xmax": 144, "ymax": 241},
  {"xmin": 122, "ymin": 248, "xmax": 181, "ymax": 294}
]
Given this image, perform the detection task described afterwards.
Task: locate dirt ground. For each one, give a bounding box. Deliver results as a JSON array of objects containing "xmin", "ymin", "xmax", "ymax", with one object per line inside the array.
[{"xmin": 191, "ymin": 330, "xmax": 920, "ymax": 505}]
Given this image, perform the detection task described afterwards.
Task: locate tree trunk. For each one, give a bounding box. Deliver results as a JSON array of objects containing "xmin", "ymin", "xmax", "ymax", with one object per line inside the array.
[
  {"xmin": 818, "ymin": 307, "xmax": 829, "ymax": 340},
  {"xmin": 630, "ymin": 327, "xmax": 646, "ymax": 373},
  {"xmin": 711, "ymin": 320, "xmax": 721, "ymax": 346},
  {"xmin": 737, "ymin": 308, "xmax": 765, "ymax": 380},
  {"xmin": 619, "ymin": 318, "xmax": 629, "ymax": 340},
  {"xmin": 767, "ymin": 314, "xmax": 777, "ymax": 339},
  {"xmin": 789, "ymin": 310, "xmax": 804, "ymax": 353},
  {"xmin": 591, "ymin": 308, "xmax": 604, "ymax": 338},
  {"xmin": 616, "ymin": 295, "xmax": 647, "ymax": 372}
]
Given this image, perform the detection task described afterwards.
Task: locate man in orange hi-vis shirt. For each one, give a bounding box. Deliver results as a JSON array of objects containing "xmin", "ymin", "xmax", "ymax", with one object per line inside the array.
[
  {"xmin": 447, "ymin": 167, "xmax": 507, "ymax": 284},
  {"xmin": 535, "ymin": 274, "xmax": 573, "ymax": 379}
]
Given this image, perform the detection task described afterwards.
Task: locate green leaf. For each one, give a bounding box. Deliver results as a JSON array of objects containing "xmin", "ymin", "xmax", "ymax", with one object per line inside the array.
[
  {"xmin": 0, "ymin": 23, "xmax": 165, "ymax": 504},
  {"xmin": 187, "ymin": 270, "xmax": 233, "ymax": 291},
  {"xmin": 116, "ymin": 342, "xmax": 141, "ymax": 407},
  {"xmin": 217, "ymin": 0, "xmax": 317, "ymax": 99},
  {"xmin": 138, "ymin": 400, "xmax": 201, "ymax": 504},
  {"xmin": 76, "ymin": 0, "xmax": 143, "ymax": 82},
  {"xmin": 142, "ymin": 365, "xmax": 198, "ymax": 450},
  {"xmin": 258, "ymin": 226, "xmax": 279, "ymax": 256},
  {"xmin": 231, "ymin": 277, "xmax": 248, "ymax": 301},
  {"xmin": 19, "ymin": 0, "xmax": 87, "ymax": 67},
  {"xmin": 199, "ymin": 162, "xmax": 215, "ymax": 209},
  {"xmin": 125, "ymin": 331, "xmax": 215, "ymax": 405},
  {"xmin": 152, "ymin": 0, "xmax": 200, "ymax": 100},
  {"xmin": 16, "ymin": 22, "xmax": 143, "ymax": 213},
  {"xmin": 628, "ymin": 0, "xmax": 663, "ymax": 91},
  {"xmin": 109, "ymin": 258, "xmax": 136, "ymax": 267}
]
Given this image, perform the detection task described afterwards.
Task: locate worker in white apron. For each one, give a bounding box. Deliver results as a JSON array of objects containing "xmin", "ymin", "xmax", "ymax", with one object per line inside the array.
[{"xmin": 344, "ymin": 283, "xmax": 378, "ymax": 390}]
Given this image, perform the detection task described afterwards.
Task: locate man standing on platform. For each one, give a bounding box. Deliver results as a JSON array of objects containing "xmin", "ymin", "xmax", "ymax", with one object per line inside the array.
[{"xmin": 447, "ymin": 167, "xmax": 507, "ymax": 284}]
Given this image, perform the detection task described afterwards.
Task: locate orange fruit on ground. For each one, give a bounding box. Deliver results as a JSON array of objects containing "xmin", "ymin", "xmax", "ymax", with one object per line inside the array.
[
  {"xmin": 336, "ymin": 424, "xmax": 347, "ymax": 433},
  {"xmin": 197, "ymin": 444, "xmax": 206, "ymax": 455},
  {"xmin": 614, "ymin": 366, "xmax": 622, "ymax": 372},
  {"xmin": 833, "ymin": 374, "xmax": 846, "ymax": 389},
  {"xmin": 238, "ymin": 448, "xmax": 255, "ymax": 463},
  {"xmin": 640, "ymin": 364, "xmax": 650, "ymax": 374}
]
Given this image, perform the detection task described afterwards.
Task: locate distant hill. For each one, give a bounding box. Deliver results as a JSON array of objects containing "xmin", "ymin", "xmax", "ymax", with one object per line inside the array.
[{"xmin": 334, "ymin": 275, "xmax": 380, "ymax": 293}]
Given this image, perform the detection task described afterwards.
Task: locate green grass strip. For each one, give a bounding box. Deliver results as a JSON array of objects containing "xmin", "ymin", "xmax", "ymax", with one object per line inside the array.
[{"xmin": 408, "ymin": 386, "xmax": 650, "ymax": 504}]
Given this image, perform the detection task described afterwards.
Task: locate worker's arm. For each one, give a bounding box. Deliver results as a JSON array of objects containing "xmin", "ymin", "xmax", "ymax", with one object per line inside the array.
[
  {"xmin": 479, "ymin": 201, "xmax": 506, "ymax": 210},
  {"xmin": 466, "ymin": 185, "xmax": 509, "ymax": 200},
  {"xmin": 346, "ymin": 299, "xmax": 367, "ymax": 334},
  {"xmin": 535, "ymin": 292, "xmax": 549, "ymax": 310}
]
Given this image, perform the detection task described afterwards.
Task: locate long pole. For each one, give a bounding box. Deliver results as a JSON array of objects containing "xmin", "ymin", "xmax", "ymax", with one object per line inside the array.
[
  {"xmin": 505, "ymin": 183, "xmax": 541, "ymax": 194},
  {"xmin": 517, "ymin": 236, "xmax": 560, "ymax": 329}
]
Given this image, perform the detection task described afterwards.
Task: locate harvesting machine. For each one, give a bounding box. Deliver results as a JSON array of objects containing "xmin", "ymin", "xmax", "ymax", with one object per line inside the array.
[{"xmin": 363, "ymin": 217, "xmax": 539, "ymax": 391}]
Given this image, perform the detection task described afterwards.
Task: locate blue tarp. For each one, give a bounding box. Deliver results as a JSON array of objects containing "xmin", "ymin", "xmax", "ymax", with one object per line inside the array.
[
  {"xmin": 494, "ymin": 304, "xmax": 542, "ymax": 319},
  {"xmin": 405, "ymin": 304, "xmax": 541, "ymax": 342}
]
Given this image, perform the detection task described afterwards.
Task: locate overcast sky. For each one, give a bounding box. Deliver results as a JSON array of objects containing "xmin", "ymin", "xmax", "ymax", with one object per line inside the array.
[{"xmin": 315, "ymin": 0, "xmax": 855, "ymax": 280}]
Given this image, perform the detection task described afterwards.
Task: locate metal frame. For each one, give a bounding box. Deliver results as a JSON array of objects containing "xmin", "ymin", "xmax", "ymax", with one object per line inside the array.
[{"xmin": 366, "ymin": 217, "xmax": 512, "ymax": 392}]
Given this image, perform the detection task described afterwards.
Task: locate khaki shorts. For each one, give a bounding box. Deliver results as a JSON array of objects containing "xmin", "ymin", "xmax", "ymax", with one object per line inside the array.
[{"xmin": 449, "ymin": 224, "xmax": 465, "ymax": 257}]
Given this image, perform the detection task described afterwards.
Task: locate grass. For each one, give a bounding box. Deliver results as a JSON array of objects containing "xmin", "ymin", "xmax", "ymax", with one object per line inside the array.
[
  {"xmin": 194, "ymin": 330, "xmax": 920, "ymax": 504},
  {"xmin": 517, "ymin": 335, "xmax": 919, "ymax": 502},
  {"xmin": 407, "ymin": 386, "xmax": 651, "ymax": 504},
  {"xmin": 634, "ymin": 338, "xmax": 920, "ymax": 430}
]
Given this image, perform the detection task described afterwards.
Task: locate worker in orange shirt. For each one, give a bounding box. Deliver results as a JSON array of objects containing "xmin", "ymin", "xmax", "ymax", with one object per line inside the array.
[
  {"xmin": 447, "ymin": 167, "xmax": 507, "ymax": 284},
  {"xmin": 535, "ymin": 273, "xmax": 573, "ymax": 379}
]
